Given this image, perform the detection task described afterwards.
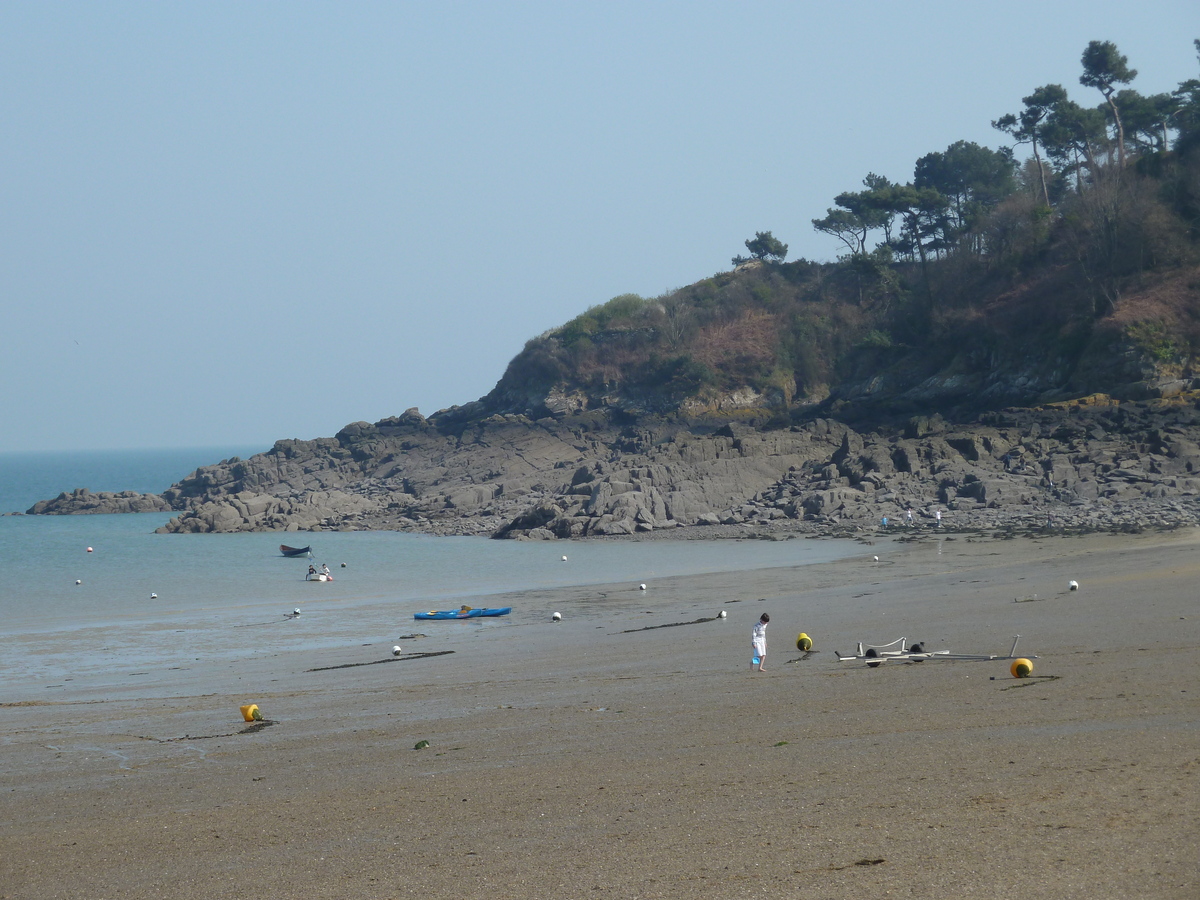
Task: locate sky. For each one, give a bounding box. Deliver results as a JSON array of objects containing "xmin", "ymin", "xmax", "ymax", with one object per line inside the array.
[{"xmin": 2, "ymin": 2, "xmax": 1197, "ymax": 453}]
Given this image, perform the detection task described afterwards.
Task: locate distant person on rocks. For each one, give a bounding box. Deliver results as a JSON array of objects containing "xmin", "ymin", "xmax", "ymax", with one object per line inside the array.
[
  {"xmin": 935, "ymin": 509, "xmax": 942, "ymax": 528},
  {"xmin": 751, "ymin": 613, "xmax": 769, "ymax": 672},
  {"xmin": 906, "ymin": 507, "xmax": 914, "ymax": 527}
]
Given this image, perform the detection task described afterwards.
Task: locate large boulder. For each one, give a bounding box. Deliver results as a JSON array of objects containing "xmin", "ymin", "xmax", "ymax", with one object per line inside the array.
[{"xmin": 27, "ymin": 488, "xmax": 172, "ymax": 515}]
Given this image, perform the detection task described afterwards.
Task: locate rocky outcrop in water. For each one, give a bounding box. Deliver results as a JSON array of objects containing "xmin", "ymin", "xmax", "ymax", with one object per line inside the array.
[
  {"xmin": 25, "ymin": 393, "xmax": 1196, "ymax": 538},
  {"xmin": 26, "ymin": 488, "xmax": 173, "ymax": 515}
]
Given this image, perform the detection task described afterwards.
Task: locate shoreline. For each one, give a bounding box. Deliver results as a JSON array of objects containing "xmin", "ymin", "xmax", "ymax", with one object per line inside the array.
[
  {"xmin": 2, "ymin": 529, "xmax": 1197, "ymax": 898},
  {"xmin": 16, "ymin": 502, "xmax": 1200, "ymax": 543}
]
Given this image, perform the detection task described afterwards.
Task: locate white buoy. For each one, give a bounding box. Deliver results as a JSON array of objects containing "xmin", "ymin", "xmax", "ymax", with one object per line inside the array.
[
  {"xmin": 1068, "ymin": 580, "xmax": 1079, "ymax": 591},
  {"xmin": 639, "ymin": 583, "xmax": 647, "ymax": 591},
  {"xmin": 150, "ymin": 592, "xmax": 157, "ymax": 599},
  {"xmin": 552, "ymin": 611, "xmax": 562, "ymax": 621},
  {"xmin": 86, "ymin": 547, "xmax": 93, "ymax": 553},
  {"xmin": 719, "ymin": 610, "xmax": 727, "ymax": 619},
  {"xmin": 293, "ymin": 608, "xmax": 301, "ymax": 616},
  {"xmin": 341, "ymin": 562, "xmax": 346, "ymax": 568},
  {"xmin": 75, "ymin": 579, "xmax": 82, "ymax": 585},
  {"xmin": 392, "ymin": 645, "xmax": 402, "ymax": 656},
  {"xmin": 561, "ymin": 555, "xmax": 568, "ymax": 561},
  {"xmin": 873, "ymin": 555, "xmax": 879, "ymax": 562}
]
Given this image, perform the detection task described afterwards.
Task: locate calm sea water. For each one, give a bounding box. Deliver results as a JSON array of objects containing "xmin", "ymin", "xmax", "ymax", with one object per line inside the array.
[
  {"xmin": 0, "ymin": 448, "xmax": 862, "ymax": 695},
  {"xmin": 0, "ymin": 445, "xmax": 266, "ymax": 514}
]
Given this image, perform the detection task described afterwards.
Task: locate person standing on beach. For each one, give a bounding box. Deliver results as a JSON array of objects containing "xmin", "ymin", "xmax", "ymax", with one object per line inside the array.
[
  {"xmin": 935, "ymin": 509, "xmax": 942, "ymax": 528},
  {"xmin": 751, "ymin": 613, "xmax": 769, "ymax": 672}
]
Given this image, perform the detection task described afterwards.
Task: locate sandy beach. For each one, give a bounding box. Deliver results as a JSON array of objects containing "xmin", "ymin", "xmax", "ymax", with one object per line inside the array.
[{"xmin": 2, "ymin": 529, "xmax": 1197, "ymax": 899}]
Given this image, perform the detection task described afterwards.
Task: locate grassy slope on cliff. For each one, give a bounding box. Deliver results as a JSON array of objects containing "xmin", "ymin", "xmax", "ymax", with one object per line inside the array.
[{"xmin": 485, "ymin": 235, "xmax": 1200, "ymax": 425}]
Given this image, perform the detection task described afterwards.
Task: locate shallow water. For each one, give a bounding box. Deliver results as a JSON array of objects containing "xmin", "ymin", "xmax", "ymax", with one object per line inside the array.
[
  {"xmin": 1, "ymin": 508, "xmax": 862, "ymax": 696},
  {"xmin": 0, "ymin": 448, "xmax": 869, "ymax": 697}
]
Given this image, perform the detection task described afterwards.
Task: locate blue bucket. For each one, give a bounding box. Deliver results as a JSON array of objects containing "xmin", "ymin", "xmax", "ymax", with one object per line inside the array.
[{"xmin": 752, "ymin": 656, "xmax": 761, "ymax": 666}]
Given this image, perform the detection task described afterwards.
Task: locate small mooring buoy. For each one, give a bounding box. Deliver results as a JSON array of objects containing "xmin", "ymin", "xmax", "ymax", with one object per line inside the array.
[
  {"xmin": 639, "ymin": 583, "xmax": 647, "ymax": 591},
  {"xmin": 150, "ymin": 592, "xmax": 157, "ymax": 599},
  {"xmin": 1068, "ymin": 580, "xmax": 1079, "ymax": 591},
  {"xmin": 392, "ymin": 645, "xmax": 402, "ymax": 656},
  {"xmin": 718, "ymin": 610, "xmax": 727, "ymax": 619},
  {"xmin": 240, "ymin": 703, "xmax": 262, "ymax": 722},
  {"xmin": 1010, "ymin": 658, "xmax": 1034, "ymax": 678},
  {"xmin": 552, "ymin": 611, "xmax": 562, "ymax": 621},
  {"xmin": 796, "ymin": 632, "xmax": 813, "ymax": 651}
]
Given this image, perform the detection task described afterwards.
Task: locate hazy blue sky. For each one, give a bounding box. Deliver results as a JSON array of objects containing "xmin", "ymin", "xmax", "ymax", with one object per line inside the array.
[{"xmin": 2, "ymin": 2, "xmax": 1196, "ymax": 453}]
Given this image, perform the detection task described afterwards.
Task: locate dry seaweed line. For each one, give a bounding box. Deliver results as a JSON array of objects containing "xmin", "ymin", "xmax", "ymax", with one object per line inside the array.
[
  {"xmin": 831, "ymin": 858, "xmax": 886, "ymax": 870},
  {"xmin": 618, "ymin": 615, "xmax": 719, "ymax": 634},
  {"xmin": 1000, "ymin": 674, "xmax": 1061, "ymax": 690},
  {"xmin": 786, "ymin": 650, "xmax": 819, "ymax": 664},
  {"xmin": 307, "ymin": 650, "xmax": 454, "ymax": 672},
  {"xmin": 142, "ymin": 719, "xmax": 279, "ymax": 743}
]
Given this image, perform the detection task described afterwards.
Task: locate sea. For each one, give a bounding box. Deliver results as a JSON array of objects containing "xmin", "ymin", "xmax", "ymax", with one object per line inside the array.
[{"xmin": 0, "ymin": 447, "xmax": 861, "ymax": 697}]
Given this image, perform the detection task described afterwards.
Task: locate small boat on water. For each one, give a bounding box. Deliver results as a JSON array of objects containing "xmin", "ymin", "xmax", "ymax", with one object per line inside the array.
[
  {"xmin": 306, "ymin": 573, "xmax": 333, "ymax": 582},
  {"xmin": 414, "ymin": 607, "xmax": 512, "ymax": 620},
  {"xmin": 280, "ymin": 544, "xmax": 312, "ymax": 558}
]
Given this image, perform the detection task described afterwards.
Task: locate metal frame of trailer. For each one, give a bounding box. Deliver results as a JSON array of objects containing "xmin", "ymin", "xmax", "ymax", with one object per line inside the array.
[{"xmin": 835, "ymin": 635, "xmax": 1036, "ymax": 667}]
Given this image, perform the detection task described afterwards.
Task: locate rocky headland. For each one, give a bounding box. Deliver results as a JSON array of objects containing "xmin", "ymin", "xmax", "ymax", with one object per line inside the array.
[
  {"xmin": 24, "ymin": 254, "xmax": 1200, "ymax": 540},
  {"xmin": 26, "ymin": 391, "xmax": 1200, "ymax": 539}
]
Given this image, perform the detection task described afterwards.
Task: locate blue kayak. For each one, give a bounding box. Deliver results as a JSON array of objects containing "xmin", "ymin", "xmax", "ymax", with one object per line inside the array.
[{"xmin": 414, "ymin": 607, "xmax": 512, "ymax": 620}]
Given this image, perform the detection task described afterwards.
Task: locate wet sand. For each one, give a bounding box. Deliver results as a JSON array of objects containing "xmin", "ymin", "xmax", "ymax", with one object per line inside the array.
[{"xmin": 2, "ymin": 530, "xmax": 1197, "ymax": 899}]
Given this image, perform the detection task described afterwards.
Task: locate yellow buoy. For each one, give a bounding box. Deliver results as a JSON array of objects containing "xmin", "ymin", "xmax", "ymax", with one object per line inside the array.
[
  {"xmin": 1010, "ymin": 658, "xmax": 1033, "ymax": 678},
  {"xmin": 239, "ymin": 703, "xmax": 261, "ymax": 722},
  {"xmin": 796, "ymin": 632, "xmax": 813, "ymax": 651}
]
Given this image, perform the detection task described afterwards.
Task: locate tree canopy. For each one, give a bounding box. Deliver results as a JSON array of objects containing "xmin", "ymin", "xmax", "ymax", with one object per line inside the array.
[
  {"xmin": 733, "ymin": 231, "xmax": 788, "ymax": 266},
  {"xmin": 992, "ymin": 84, "xmax": 1067, "ymax": 205},
  {"xmin": 1080, "ymin": 40, "xmax": 1138, "ymax": 166},
  {"xmin": 801, "ymin": 38, "xmax": 1200, "ymax": 317}
]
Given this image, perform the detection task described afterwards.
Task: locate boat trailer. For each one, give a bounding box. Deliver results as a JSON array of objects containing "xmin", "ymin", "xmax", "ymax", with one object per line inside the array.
[{"xmin": 836, "ymin": 635, "xmax": 1036, "ymax": 667}]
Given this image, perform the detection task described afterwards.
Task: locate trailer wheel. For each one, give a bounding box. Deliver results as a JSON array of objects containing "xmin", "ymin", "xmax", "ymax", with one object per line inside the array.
[{"xmin": 865, "ymin": 647, "xmax": 882, "ymax": 667}]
